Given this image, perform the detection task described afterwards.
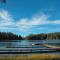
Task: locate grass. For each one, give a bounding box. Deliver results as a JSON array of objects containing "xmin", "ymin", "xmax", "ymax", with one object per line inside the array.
[{"xmin": 0, "ymin": 54, "xmax": 60, "ymax": 60}]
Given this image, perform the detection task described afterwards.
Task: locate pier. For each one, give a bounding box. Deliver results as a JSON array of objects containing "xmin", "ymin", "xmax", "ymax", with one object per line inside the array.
[{"xmin": 0, "ymin": 47, "xmax": 59, "ymax": 54}]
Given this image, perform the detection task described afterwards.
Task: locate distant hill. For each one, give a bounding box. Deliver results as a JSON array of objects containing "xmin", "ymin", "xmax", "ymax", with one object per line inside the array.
[
  {"xmin": 25, "ymin": 32, "xmax": 60, "ymax": 40},
  {"xmin": 0, "ymin": 32, "xmax": 23, "ymax": 41}
]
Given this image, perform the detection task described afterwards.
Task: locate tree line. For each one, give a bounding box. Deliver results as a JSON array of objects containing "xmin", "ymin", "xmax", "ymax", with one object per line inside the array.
[
  {"xmin": 0, "ymin": 32, "xmax": 23, "ymax": 41},
  {"xmin": 25, "ymin": 32, "xmax": 60, "ymax": 40},
  {"xmin": 0, "ymin": 32, "xmax": 60, "ymax": 40}
]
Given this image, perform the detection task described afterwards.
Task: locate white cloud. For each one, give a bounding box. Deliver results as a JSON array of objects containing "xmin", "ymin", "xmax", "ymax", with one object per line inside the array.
[
  {"xmin": 52, "ymin": 20, "xmax": 60, "ymax": 24},
  {"xmin": 0, "ymin": 9, "xmax": 60, "ymax": 33},
  {"xmin": 16, "ymin": 14, "xmax": 50, "ymax": 29},
  {"xmin": 0, "ymin": 10, "xmax": 14, "ymax": 27}
]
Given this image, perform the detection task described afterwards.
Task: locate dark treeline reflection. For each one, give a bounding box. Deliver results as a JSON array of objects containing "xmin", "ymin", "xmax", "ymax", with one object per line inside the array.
[
  {"xmin": 0, "ymin": 32, "xmax": 23, "ymax": 40},
  {"xmin": 26, "ymin": 32, "xmax": 60, "ymax": 40}
]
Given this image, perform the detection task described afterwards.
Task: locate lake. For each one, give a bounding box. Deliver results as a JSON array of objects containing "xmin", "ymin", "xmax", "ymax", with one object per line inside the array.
[{"xmin": 0, "ymin": 40, "xmax": 60, "ymax": 53}]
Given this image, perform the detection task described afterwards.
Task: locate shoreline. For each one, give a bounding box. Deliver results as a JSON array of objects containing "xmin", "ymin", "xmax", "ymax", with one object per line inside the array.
[{"xmin": 0, "ymin": 54, "xmax": 60, "ymax": 60}]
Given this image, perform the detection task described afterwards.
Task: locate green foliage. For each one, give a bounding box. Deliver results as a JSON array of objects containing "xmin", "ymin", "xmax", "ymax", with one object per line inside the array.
[
  {"xmin": 26, "ymin": 32, "xmax": 60, "ymax": 40},
  {"xmin": 0, "ymin": 32, "xmax": 23, "ymax": 41},
  {"xmin": 0, "ymin": 32, "xmax": 60, "ymax": 40}
]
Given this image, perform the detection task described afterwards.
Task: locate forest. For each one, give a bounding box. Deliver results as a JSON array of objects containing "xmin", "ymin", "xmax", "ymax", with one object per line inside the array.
[
  {"xmin": 25, "ymin": 32, "xmax": 60, "ymax": 40},
  {"xmin": 0, "ymin": 32, "xmax": 60, "ymax": 40},
  {"xmin": 0, "ymin": 32, "xmax": 23, "ymax": 41}
]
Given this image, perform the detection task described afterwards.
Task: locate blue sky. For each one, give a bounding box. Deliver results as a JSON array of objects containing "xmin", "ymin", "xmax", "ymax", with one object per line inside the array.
[{"xmin": 0, "ymin": 0, "xmax": 60, "ymax": 36}]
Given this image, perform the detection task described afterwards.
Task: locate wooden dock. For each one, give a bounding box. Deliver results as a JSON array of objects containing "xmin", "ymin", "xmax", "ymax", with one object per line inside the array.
[
  {"xmin": 0, "ymin": 48, "xmax": 59, "ymax": 54},
  {"xmin": 0, "ymin": 44, "xmax": 59, "ymax": 54},
  {"xmin": 43, "ymin": 44, "xmax": 60, "ymax": 49}
]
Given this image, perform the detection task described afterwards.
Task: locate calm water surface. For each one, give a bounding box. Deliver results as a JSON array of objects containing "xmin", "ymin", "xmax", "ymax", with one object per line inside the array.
[
  {"xmin": 0, "ymin": 40, "xmax": 60, "ymax": 48},
  {"xmin": 0, "ymin": 40, "xmax": 60, "ymax": 53}
]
